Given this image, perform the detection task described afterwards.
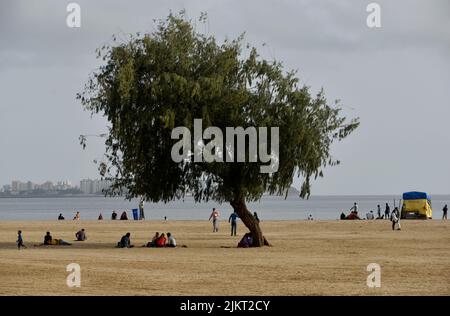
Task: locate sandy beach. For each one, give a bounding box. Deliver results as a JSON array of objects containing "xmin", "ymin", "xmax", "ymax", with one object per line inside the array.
[{"xmin": 0, "ymin": 220, "xmax": 449, "ymax": 296}]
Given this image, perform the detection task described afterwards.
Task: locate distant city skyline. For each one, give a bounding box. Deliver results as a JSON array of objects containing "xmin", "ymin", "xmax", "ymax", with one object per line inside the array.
[{"xmin": 1, "ymin": 178, "xmax": 111, "ymax": 195}]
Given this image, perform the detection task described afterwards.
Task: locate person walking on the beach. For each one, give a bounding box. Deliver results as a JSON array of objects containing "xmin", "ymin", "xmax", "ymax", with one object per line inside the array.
[
  {"xmin": 385, "ymin": 203, "xmax": 390, "ymax": 220},
  {"xmin": 17, "ymin": 230, "xmax": 26, "ymax": 250},
  {"xmin": 229, "ymin": 211, "xmax": 239, "ymax": 236},
  {"xmin": 391, "ymin": 207, "xmax": 401, "ymax": 230},
  {"xmin": 209, "ymin": 208, "xmax": 220, "ymax": 232},
  {"xmin": 139, "ymin": 199, "xmax": 145, "ymax": 220},
  {"xmin": 443, "ymin": 204, "xmax": 448, "ymax": 220},
  {"xmin": 350, "ymin": 202, "xmax": 358, "ymax": 213}
]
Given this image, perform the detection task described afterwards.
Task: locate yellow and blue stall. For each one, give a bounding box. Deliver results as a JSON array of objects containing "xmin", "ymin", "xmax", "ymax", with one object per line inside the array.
[{"xmin": 401, "ymin": 191, "xmax": 432, "ymax": 219}]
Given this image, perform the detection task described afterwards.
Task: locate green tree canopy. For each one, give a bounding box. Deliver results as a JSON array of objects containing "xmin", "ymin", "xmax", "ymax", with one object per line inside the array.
[{"xmin": 78, "ymin": 12, "xmax": 359, "ymax": 246}]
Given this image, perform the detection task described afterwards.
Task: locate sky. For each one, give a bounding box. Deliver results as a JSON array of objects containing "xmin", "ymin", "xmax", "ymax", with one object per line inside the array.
[{"xmin": 0, "ymin": 0, "xmax": 449, "ymax": 195}]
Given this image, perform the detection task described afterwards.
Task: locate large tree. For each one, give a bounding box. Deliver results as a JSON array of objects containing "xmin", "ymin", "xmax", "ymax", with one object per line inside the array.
[{"xmin": 78, "ymin": 12, "xmax": 359, "ymax": 247}]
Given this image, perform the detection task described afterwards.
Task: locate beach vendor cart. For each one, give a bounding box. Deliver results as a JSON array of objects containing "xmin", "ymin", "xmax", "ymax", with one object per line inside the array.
[{"xmin": 401, "ymin": 191, "xmax": 432, "ymax": 219}]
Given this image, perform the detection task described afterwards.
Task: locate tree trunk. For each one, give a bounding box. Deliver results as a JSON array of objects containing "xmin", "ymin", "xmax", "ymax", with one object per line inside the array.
[{"xmin": 230, "ymin": 197, "xmax": 270, "ymax": 247}]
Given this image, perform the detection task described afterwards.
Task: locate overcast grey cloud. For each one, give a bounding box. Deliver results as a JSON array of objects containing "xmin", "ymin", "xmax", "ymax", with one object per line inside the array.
[{"xmin": 0, "ymin": 0, "xmax": 449, "ymax": 195}]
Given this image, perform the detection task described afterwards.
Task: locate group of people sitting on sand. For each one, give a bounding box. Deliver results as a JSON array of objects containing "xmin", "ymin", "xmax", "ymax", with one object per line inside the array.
[
  {"xmin": 17, "ymin": 228, "xmax": 179, "ymax": 249},
  {"xmin": 340, "ymin": 203, "xmax": 360, "ymax": 220},
  {"xmin": 38, "ymin": 229, "xmax": 88, "ymax": 246},
  {"xmin": 115, "ymin": 231, "xmax": 178, "ymax": 248},
  {"xmin": 57, "ymin": 211, "xmax": 81, "ymax": 220},
  {"xmin": 36, "ymin": 231, "xmax": 73, "ymax": 246},
  {"xmin": 111, "ymin": 210, "xmax": 129, "ymax": 220},
  {"xmin": 340, "ymin": 209, "xmax": 361, "ymax": 220},
  {"xmin": 57, "ymin": 210, "xmax": 129, "ymax": 221}
]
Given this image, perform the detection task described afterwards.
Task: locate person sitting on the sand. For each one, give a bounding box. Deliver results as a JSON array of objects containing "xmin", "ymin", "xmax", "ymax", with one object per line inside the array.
[
  {"xmin": 145, "ymin": 232, "xmax": 160, "ymax": 247},
  {"xmin": 155, "ymin": 233, "xmax": 167, "ymax": 248},
  {"xmin": 98, "ymin": 213, "xmax": 103, "ymax": 220},
  {"xmin": 73, "ymin": 211, "xmax": 80, "ymax": 220},
  {"xmin": 117, "ymin": 232, "xmax": 134, "ymax": 248},
  {"xmin": 75, "ymin": 229, "xmax": 87, "ymax": 241},
  {"xmin": 366, "ymin": 211, "xmax": 375, "ymax": 220},
  {"xmin": 58, "ymin": 213, "xmax": 65, "ymax": 220},
  {"xmin": 346, "ymin": 211, "xmax": 361, "ymax": 220},
  {"xmin": 111, "ymin": 211, "xmax": 118, "ymax": 220},
  {"xmin": 238, "ymin": 233, "xmax": 253, "ymax": 248},
  {"xmin": 120, "ymin": 211, "xmax": 128, "ymax": 220},
  {"xmin": 340, "ymin": 211, "xmax": 346, "ymax": 220},
  {"xmin": 166, "ymin": 232, "xmax": 177, "ymax": 248},
  {"xmin": 44, "ymin": 232, "xmax": 53, "ymax": 245}
]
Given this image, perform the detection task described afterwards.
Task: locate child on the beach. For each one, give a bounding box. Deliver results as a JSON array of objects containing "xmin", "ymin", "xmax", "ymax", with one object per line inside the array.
[{"xmin": 17, "ymin": 230, "xmax": 27, "ymax": 250}]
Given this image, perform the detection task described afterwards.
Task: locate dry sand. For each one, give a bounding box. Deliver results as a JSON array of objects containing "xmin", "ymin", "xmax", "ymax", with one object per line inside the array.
[{"xmin": 0, "ymin": 220, "xmax": 449, "ymax": 295}]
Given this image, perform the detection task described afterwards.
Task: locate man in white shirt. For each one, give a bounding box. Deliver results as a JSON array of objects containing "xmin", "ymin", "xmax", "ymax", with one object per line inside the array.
[
  {"xmin": 167, "ymin": 232, "xmax": 177, "ymax": 247},
  {"xmin": 350, "ymin": 202, "xmax": 358, "ymax": 213}
]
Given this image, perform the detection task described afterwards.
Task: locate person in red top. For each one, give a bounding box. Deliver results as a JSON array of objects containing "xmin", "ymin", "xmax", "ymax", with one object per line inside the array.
[{"xmin": 156, "ymin": 233, "xmax": 167, "ymax": 247}]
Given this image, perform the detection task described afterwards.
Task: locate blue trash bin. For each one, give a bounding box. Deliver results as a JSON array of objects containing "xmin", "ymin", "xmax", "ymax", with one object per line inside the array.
[{"xmin": 132, "ymin": 208, "xmax": 139, "ymax": 220}]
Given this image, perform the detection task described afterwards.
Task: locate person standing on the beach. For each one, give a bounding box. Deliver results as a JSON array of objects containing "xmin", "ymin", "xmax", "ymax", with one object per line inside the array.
[
  {"xmin": 385, "ymin": 203, "xmax": 390, "ymax": 219},
  {"xmin": 443, "ymin": 204, "xmax": 448, "ymax": 220},
  {"xmin": 209, "ymin": 208, "xmax": 220, "ymax": 232},
  {"xmin": 139, "ymin": 199, "xmax": 145, "ymax": 220},
  {"xmin": 391, "ymin": 207, "xmax": 401, "ymax": 230},
  {"xmin": 377, "ymin": 205, "xmax": 381, "ymax": 219},
  {"xmin": 17, "ymin": 230, "xmax": 26, "ymax": 250},
  {"xmin": 229, "ymin": 211, "xmax": 239, "ymax": 236},
  {"xmin": 253, "ymin": 212, "xmax": 260, "ymax": 223},
  {"xmin": 350, "ymin": 202, "xmax": 358, "ymax": 213}
]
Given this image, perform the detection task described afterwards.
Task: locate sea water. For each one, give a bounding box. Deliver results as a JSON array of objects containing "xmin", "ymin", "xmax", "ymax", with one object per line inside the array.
[{"xmin": 0, "ymin": 195, "xmax": 448, "ymax": 221}]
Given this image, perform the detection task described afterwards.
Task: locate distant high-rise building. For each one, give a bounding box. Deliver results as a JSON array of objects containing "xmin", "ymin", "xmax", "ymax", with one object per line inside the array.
[
  {"xmin": 11, "ymin": 180, "xmax": 21, "ymax": 192},
  {"xmin": 80, "ymin": 179, "xmax": 111, "ymax": 194}
]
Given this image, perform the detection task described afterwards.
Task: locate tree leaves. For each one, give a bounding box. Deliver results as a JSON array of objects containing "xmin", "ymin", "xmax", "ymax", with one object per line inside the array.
[{"xmin": 78, "ymin": 12, "xmax": 359, "ymax": 203}]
